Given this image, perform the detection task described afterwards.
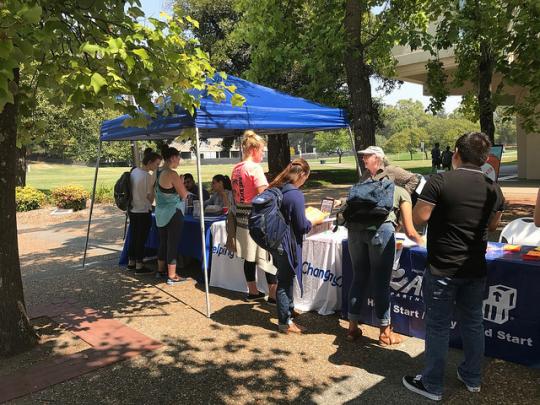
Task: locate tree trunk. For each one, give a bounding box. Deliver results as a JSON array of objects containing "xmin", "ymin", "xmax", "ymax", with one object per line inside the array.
[
  {"xmin": 16, "ymin": 145, "xmax": 27, "ymax": 187},
  {"xmin": 344, "ymin": 1, "xmax": 376, "ymax": 155},
  {"xmin": 267, "ymin": 133, "xmax": 290, "ymax": 180},
  {"xmin": 478, "ymin": 42, "xmax": 495, "ymax": 144},
  {"xmin": 0, "ymin": 68, "xmax": 38, "ymax": 358},
  {"xmin": 338, "ymin": 152, "xmax": 343, "ymax": 163}
]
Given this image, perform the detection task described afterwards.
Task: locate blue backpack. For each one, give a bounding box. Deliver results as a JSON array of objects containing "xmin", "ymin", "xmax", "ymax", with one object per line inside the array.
[
  {"xmin": 248, "ymin": 187, "xmax": 289, "ymax": 252},
  {"xmin": 342, "ymin": 178, "xmax": 395, "ymax": 225}
]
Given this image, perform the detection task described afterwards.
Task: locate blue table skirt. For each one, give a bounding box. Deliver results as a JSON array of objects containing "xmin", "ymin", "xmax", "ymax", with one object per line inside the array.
[
  {"xmin": 120, "ymin": 214, "xmax": 226, "ymax": 281},
  {"xmin": 342, "ymin": 241, "xmax": 540, "ymax": 368}
]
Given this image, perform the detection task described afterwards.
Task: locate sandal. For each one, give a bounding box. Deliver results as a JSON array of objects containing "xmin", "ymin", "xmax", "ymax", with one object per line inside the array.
[
  {"xmin": 379, "ymin": 328, "xmax": 404, "ymax": 346},
  {"xmin": 346, "ymin": 328, "xmax": 363, "ymax": 342},
  {"xmin": 279, "ymin": 322, "xmax": 306, "ymax": 334}
]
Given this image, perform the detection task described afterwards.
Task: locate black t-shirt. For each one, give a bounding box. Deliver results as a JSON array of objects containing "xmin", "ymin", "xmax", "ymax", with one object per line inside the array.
[{"xmin": 419, "ymin": 164, "xmax": 505, "ymax": 278}]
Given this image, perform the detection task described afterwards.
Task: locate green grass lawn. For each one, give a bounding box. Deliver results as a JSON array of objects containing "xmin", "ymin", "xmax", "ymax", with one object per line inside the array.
[{"xmin": 26, "ymin": 149, "xmax": 518, "ymax": 192}]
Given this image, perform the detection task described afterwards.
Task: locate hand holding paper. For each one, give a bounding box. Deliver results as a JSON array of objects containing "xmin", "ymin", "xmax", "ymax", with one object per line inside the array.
[{"xmin": 305, "ymin": 206, "xmax": 328, "ymax": 225}]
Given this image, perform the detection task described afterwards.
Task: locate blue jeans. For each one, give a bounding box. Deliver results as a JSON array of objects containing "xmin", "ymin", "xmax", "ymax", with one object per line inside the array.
[
  {"xmin": 421, "ymin": 270, "xmax": 486, "ymax": 395},
  {"xmin": 347, "ymin": 222, "xmax": 395, "ymax": 326},
  {"xmin": 273, "ymin": 252, "xmax": 295, "ymax": 326}
]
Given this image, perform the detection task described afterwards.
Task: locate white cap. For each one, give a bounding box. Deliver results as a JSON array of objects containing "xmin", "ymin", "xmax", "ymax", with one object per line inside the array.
[{"xmin": 357, "ymin": 146, "xmax": 385, "ymax": 158}]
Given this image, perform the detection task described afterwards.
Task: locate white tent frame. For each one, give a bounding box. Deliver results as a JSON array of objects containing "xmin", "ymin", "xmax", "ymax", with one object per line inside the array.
[{"xmin": 82, "ymin": 126, "xmax": 360, "ymax": 319}]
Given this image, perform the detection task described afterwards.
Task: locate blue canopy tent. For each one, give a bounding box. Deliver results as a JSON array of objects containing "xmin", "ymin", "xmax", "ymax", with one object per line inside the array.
[{"xmin": 83, "ymin": 75, "xmax": 353, "ymax": 317}]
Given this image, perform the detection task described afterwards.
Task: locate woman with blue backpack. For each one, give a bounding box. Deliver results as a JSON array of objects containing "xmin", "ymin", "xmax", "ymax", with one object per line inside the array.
[
  {"xmin": 267, "ymin": 158, "xmax": 313, "ymax": 334},
  {"xmin": 346, "ymin": 146, "xmax": 423, "ymax": 344}
]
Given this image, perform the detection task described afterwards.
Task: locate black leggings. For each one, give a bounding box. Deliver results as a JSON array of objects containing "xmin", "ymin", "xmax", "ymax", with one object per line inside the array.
[
  {"xmin": 244, "ymin": 260, "xmax": 277, "ymax": 285},
  {"xmin": 128, "ymin": 211, "xmax": 152, "ymax": 261},
  {"xmin": 158, "ymin": 210, "xmax": 184, "ymax": 265}
]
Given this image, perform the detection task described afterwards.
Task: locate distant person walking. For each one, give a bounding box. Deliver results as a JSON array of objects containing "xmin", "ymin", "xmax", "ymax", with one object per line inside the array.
[
  {"xmin": 403, "ymin": 132, "xmax": 505, "ymax": 401},
  {"xmin": 441, "ymin": 146, "xmax": 453, "ymax": 171},
  {"xmin": 431, "ymin": 143, "xmax": 441, "ymax": 173}
]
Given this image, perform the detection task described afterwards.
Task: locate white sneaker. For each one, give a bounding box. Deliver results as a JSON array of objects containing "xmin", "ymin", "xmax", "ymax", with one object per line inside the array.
[{"xmin": 457, "ymin": 370, "xmax": 481, "ymax": 393}]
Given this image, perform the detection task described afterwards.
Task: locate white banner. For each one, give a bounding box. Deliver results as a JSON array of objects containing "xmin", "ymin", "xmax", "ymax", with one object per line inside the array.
[
  {"xmin": 293, "ymin": 227, "xmax": 348, "ymax": 315},
  {"xmin": 209, "ymin": 220, "xmax": 348, "ymax": 314},
  {"xmin": 209, "ymin": 221, "xmax": 268, "ymax": 293}
]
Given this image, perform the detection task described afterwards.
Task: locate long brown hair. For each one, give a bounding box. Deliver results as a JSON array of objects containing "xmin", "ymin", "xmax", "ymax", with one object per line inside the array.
[{"xmin": 269, "ymin": 158, "xmax": 310, "ymax": 188}]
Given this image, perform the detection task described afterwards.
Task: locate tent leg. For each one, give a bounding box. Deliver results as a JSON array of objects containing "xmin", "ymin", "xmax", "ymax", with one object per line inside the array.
[
  {"xmin": 83, "ymin": 141, "xmax": 102, "ymax": 268},
  {"xmin": 195, "ymin": 128, "xmax": 212, "ymax": 318},
  {"xmin": 347, "ymin": 126, "xmax": 362, "ymax": 178}
]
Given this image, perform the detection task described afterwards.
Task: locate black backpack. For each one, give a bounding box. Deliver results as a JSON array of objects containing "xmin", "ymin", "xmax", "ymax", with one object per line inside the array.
[
  {"xmin": 114, "ymin": 168, "xmax": 135, "ymax": 211},
  {"xmin": 340, "ymin": 177, "xmax": 395, "ymax": 226}
]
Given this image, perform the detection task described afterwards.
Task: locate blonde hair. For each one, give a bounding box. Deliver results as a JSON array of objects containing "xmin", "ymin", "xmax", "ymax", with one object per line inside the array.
[{"xmin": 241, "ymin": 130, "xmax": 265, "ymax": 156}]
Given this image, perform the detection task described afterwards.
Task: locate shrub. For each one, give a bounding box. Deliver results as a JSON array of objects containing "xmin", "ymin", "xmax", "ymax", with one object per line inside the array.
[
  {"xmin": 94, "ymin": 184, "xmax": 114, "ymax": 204},
  {"xmin": 16, "ymin": 187, "xmax": 47, "ymax": 212},
  {"xmin": 51, "ymin": 185, "xmax": 89, "ymax": 211}
]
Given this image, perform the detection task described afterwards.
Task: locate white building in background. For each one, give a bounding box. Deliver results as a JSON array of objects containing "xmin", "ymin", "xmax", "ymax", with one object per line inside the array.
[
  {"xmin": 392, "ymin": 43, "xmax": 540, "ymax": 180},
  {"xmin": 171, "ymin": 139, "xmax": 242, "ymax": 160}
]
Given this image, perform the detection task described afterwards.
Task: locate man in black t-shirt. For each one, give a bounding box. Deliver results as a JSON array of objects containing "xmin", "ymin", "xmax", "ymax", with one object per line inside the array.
[{"xmin": 403, "ymin": 132, "xmax": 505, "ymax": 401}]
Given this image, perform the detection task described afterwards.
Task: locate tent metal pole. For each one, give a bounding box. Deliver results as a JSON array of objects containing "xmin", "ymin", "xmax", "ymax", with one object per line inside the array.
[
  {"xmin": 347, "ymin": 126, "xmax": 362, "ymax": 178},
  {"xmin": 195, "ymin": 127, "xmax": 212, "ymax": 318},
  {"xmin": 83, "ymin": 140, "xmax": 102, "ymax": 268}
]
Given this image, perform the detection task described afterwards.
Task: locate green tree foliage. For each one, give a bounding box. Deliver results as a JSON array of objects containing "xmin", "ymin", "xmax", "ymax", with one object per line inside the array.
[
  {"xmin": 175, "ymin": 0, "xmax": 250, "ymax": 74},
  {"xmin": 21, "ymin": 94, "xmax": 132, "ymax": 162},
  {"xmin": 425, "ymin": 117, "xmax": 479, "ymax": 149},
  {"xmin": 421, "ymin": 0, "xmax": 540, "ymax": 140},
  {"xmin": 384, "ymin": 127, "xmax": 428, "ymax": 159},
  {"xmin": 314, "ymin": 129, "xmax": 352, "ymax": 163},
  {"xmin": 0, "ymin": 0, "xmax": 235, "ymax": 357},
  {"xmin": 378, "ymin": 99, "xmax": 430, "ymax": 139},
  {"xmin": 234, "ymin": 0, "xmax": 429, "ymax": 154}
]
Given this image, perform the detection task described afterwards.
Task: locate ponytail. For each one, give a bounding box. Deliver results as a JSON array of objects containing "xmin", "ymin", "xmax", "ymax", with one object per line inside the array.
[
  {"xmin": 269, "ymin": 158, "xmax": 310, "ymax": 189},
  {"xmin": 213, "ymin": 174, "xmax": 232, "ymax": 190}
]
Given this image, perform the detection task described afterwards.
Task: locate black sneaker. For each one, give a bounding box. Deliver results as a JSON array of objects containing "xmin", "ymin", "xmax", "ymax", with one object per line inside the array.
[
  {"xmin": 267, "ymin": 297, "xmax": 277, "ymax": 305},
  {"xmin": 245, "ymin": 291, "xmax": 266, "ymax": 301},
  {"xmin": 127, "ymin": 264, "xmax": 136, "ymax": 271},
  {"xmin": 135, "ymin": 267, "xmax": 153, "ymax": 275},
  {"xmin": 402, "ymin": 375, "xmax": 442, "ymax": 401}
]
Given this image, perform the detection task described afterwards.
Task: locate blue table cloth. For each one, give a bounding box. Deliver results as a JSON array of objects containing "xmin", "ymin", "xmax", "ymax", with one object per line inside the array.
[
  {"xmin": 120, "ymin": 214, "xmax": 226, "ymax": 281},
  {"xmin": 341, "ymin": 241, "xmax": 540, "ymax": 368}
]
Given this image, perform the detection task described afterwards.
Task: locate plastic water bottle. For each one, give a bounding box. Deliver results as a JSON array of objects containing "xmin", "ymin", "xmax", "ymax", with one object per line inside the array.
[{"xmin": 186, "ymin": 194, "xmax": 194, "ymax": 215}]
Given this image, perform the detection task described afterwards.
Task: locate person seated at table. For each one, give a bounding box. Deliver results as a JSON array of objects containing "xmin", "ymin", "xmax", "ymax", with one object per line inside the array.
[
  {"xmin": 127, "ymin": 149, "xmax": 162, "ymax": 274},
  {"xmin": 205, "ymin": 174, "xmax": 233, "ymax": 210},
  {"xmin": 535, "ymin": 188, "xmax": 540, "ymax": 227},
  {"xmin": 156, "ymin": 146, "xmax": 190, "ymax": 285},
  {"xmin": 184, "ymin": 172, "xmax": 210, "ymax": 201},
  {"xmin": 268, "ymin": 158, "xmax": 314, "ymax": 334},
  {"xmin": 230, "ymin": 130, "xmax": 277, "ymax": 302},
  {"xmin": 346, "ymin": 146, "xmax": 423, "ymax": 345}
]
